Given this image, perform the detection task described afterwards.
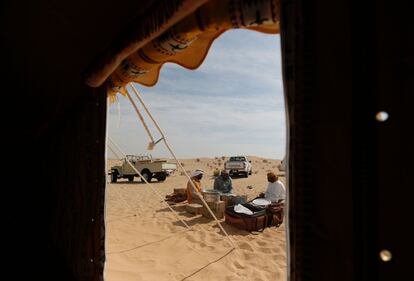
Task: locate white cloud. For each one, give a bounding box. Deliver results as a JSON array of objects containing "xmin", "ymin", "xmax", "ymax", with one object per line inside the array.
[{"xmin": 107, "ymin": 30, "xmax": 286, "ymax": 159}]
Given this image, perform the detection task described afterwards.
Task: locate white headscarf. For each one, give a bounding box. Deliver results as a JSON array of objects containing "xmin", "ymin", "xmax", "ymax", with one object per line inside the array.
[{"xmin": 191, "ymin": 169, "xmax": 204, "ymax": 177}]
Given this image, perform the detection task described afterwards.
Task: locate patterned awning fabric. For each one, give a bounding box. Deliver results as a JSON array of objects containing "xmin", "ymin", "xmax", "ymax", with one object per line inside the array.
[{"xmin": 101, "ymin": 0, "xmax": 280, "ymax": 100}]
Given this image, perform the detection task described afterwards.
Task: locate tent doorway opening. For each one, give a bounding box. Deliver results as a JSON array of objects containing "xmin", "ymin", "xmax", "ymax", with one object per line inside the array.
[{"xmin": 105, "ymin": 29, "xmax": 287, "ymax": 281}]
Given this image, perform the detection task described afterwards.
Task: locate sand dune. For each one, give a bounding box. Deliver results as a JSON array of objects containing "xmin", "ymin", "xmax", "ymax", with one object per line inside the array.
[{"xmin": 105, "ymin": 156, "xmax": 286, "ymax": 281}]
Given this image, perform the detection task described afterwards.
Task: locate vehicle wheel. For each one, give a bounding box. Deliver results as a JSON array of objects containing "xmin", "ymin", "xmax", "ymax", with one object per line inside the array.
[
  {"xmin": 156, "ymin": 174, "xmax": 167, "ymax": 182},
  {"xmin": 127, "ymin": 176, "xmax": 134, "ymax": 182},
  {"xmin": 244, "ymin": 172, "xmax": 249, "ymax": 178},
  {"xmin": 141, "ymin": 170, "xmax": 152, "ymax": 183},
  {"xmin": 249, "ymin": 170, "xmax": 252, "ymax": 175},
  {"xmin": 111, "ymin": 171, "xmax": 118, "ymax": 183}
]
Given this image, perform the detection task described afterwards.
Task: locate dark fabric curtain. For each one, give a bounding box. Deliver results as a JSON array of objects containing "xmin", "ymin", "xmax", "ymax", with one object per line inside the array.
[
  {"xmin": 3, "ymin": 85, "xmax": 107, "ymax": 281},
  {"xmin": 280, "ymin": 0, "xmax": 414, "ymax": 280}
]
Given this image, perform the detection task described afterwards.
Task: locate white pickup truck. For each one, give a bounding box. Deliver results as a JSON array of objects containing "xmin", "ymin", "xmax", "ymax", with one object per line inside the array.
[
  {"xmin": 110, "ymin": 155, "xmax": 176, "ymax": 183},
  {"xmin": 278, "ymin": 157, "xmax": 286, "ymax": 171},
  {"xmin": 277, "ymin": 156, "xmax": 286, "ymax": 176},
  {"xmin": 224, "ymin": 156, "xmax": 252, "ymax": 178}
]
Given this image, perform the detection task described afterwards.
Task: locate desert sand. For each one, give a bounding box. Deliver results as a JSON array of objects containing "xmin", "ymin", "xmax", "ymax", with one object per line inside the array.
[{"xmin": 105, "ymin": 156, "xmax": 286, "ymax": 281}]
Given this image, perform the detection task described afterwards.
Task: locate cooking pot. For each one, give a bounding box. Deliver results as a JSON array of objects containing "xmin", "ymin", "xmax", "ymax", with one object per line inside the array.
[{"xmin": 202, "ymin": 190, "xmax": 220, "ymax": 202}]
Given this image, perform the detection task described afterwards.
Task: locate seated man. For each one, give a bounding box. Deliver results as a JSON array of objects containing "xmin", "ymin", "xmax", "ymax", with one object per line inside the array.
[
  {"xmin": 214, "ymin": 170, "xmax": 233, "ymax": 193},
  {"xmin": 259, "ymin": 172, "xmax": 286, "ymax": 203},
  {"xmin": 186, "ymin": 169, "xmax": 204, "ymax": 204}
]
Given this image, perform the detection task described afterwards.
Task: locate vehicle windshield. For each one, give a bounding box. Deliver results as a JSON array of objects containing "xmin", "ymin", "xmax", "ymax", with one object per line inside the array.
[
  {"xmin": 126, "ymin": 155, "xmax": 152, "ymax": 162},
  {"xmin": 229, "ymin": 156, "xmax": 246, "ymax": 161}
]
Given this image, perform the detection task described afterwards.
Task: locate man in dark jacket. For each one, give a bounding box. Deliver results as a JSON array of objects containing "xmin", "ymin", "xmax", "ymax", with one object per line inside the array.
[{"xmin": 214, "ymin": 170, "xmax": 233, "ymax": 193}]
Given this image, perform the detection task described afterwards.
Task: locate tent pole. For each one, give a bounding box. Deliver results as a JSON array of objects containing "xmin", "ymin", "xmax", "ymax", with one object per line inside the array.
[{"xmin": 129, "ymin": 84, "xmax": 236, "ymax": 249}]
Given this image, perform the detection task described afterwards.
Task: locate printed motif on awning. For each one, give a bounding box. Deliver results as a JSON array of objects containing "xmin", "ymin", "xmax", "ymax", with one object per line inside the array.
[{"xmin": 87, "ymin": 0, "xmax": 280, "ymax": 101}]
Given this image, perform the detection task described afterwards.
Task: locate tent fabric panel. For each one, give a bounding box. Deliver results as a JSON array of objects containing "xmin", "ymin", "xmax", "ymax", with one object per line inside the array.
[
  {"xmin": 46, "ymin": 86, "xmax": 108, "ymax": 280},
  {"xmin": 372, "ymin": 0, "xmax": 414, "ymax": 279},
  {"xmin": 100, "ymin": 0, "xmax": 280, "ymax": 97},
  {"xmin": 281, "ymin": 0, "xmax": 414, "ymax": 280},
  {"xmin": 2, "ymin": 85, "xmax": 107, "ymax": 281},
  {"xmin": 281, "ymin": 0, "xmax": 355, "ymax": 279},
  {"xmin": 85, "ymin": 0, "xmax": 209, "ymax": 88}
]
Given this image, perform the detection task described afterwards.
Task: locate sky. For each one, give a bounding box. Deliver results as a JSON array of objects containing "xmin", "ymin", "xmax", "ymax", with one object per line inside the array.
[{"xmin": 107, "ymin": 29, "xmax": 286, "ymax": 160}]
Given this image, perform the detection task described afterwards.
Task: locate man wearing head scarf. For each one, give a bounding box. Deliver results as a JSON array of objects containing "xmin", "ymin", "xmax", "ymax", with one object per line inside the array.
[
  {"xmin": 213, "ymin": 170, "xmax": 233, "ymax": 193},
  {"xmin": 259, "ymin": 172, "xmax": 286, "ymax": 203},
  {"xmin": 186, "ymin": 169, "xmax": 204, "ymax": 204}
]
